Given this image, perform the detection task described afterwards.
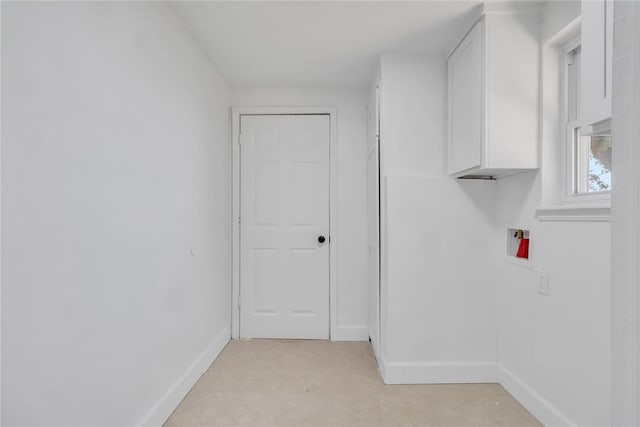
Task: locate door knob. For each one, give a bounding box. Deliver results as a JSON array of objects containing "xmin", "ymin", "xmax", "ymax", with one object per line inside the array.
[{"xmin": 318, "ymin": 235, "xmax": 326, "ymax": 244}]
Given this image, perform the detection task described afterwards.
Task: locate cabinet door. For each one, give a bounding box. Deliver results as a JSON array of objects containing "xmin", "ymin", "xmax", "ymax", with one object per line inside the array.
[
  {"xmin": 581, "ymin": 0, "xmax": 613, "ymax": 126},
  {"xmin": 448, "ymin": 21, "xmax": 483, "ymax": 175}
]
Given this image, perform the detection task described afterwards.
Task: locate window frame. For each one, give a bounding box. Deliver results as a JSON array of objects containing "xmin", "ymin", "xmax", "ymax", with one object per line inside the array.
[{"xmin": 561, "ymin": 37, "xmax": 611, "ymax": 205}]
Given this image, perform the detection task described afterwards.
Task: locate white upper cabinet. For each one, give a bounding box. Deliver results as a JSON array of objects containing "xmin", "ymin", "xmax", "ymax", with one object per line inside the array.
[
  {"xmin": 447, "ymin": 8, "xmax": 540, "ymax": 178},
  {"xmin": 580, "ymin": 0, "xmax": 613, "ymax": 131},
  {"xmin": 448, "ymin": 21, "xmax": 483, "ymax": 175}
]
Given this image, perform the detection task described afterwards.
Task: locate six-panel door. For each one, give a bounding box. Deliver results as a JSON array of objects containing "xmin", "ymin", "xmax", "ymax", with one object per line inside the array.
[{"xmin": 240, "ymin": 114, "xmax": 330, "ymax": 339}]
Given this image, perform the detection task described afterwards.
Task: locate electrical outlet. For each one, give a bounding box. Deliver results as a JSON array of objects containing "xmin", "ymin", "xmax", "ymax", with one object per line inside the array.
[{"xmin": 536, "ymin": 271, "xmax": 550, "ymax": 295}]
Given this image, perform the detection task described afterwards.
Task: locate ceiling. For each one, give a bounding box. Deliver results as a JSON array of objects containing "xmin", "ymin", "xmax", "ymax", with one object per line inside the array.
[{"xmin": 167, "ymin": 1, "xmax": 482, "ymax": 89}]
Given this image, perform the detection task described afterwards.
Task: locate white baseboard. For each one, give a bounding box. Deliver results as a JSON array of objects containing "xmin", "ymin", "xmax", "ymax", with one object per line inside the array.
[
  {"xmin": 498, "ymin": 365, "xmax": 574, "ymax": 427},
  {"xmin": 375, "ymin": 359, "xmax": 575, "ymax": 425},
  {"xmin": 137, "ymin": 326, "xmax": 231, "ymax": 427},
  {"xmin": 332, "ymin": 324, "xmax": 369, "ymax": 341},
  {"xmin": 380, "ymin": 358, "xmax": 499, "ymax": 384},
  {"xmin": 134, "ymin": 327, "xmax": 573, "ymax": 427}
]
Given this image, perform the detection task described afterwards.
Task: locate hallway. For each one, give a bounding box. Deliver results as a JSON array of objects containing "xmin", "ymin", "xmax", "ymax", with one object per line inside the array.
[
  {"xmin": 164, "ymin": 340, "xmax": 541, "ymax": 426},
  {"xmin": 4, "ymin": 2, "xmax": 635, "ymax": 425}
]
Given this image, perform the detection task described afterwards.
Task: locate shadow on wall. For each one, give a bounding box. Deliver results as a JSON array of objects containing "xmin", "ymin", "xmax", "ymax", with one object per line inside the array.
[
  {"xmin": 455, "ymin": 178, "xmax": 498, "ymax": 223},
  {"xmin": 456, "ymin": 170, "xmax": 539, "ymax": 223}
]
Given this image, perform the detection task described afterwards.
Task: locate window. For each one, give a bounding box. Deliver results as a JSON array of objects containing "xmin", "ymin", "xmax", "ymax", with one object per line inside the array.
[{"xmin": 564, "ymin": 42, "xmax": 612, "ymax": 198}]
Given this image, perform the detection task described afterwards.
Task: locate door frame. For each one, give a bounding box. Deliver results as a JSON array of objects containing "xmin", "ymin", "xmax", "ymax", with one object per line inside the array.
[{"xmin": 231, "ymin": 106, "xmax": 338, "ymax": 340}]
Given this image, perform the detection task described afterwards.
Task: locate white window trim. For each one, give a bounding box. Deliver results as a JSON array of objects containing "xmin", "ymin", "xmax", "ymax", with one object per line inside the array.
[
  {"xmin": 562, "ymin": 37, "xmax": 611, "ymax": 204},
  {"xmin": 536, "ymin": 35, "xmax": 611, "ymax": 222}
]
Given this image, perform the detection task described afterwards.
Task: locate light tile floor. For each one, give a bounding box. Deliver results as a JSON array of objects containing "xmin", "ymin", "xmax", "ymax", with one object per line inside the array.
[{"xmin": 164, "ymin": 340, "xmax": 542, "ymax": 427}]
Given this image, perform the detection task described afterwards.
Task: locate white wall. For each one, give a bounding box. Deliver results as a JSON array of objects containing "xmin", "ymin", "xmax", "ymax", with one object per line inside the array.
[
  {"xmin": 1, "ymin": 2, "xmax": 230, "ymax": 426},
  {"xmin": 610, "ymin": 1, "xmax": 640, "ymax": 425},
  {"xmin": 540, "ymin": 0, "xmax": 581, "ymax": 43},
  {"xmin": 495, "ymin": 173, "xmax": 611, "ymax": 426},
  {"xmin": 378, "ymin": 54, "xmax": 498, "ymax": 383},
  {"xmin": 494, "ymin": 2, "xmax": 612, "ymax": 426},
  {"xmin": 376, "ymin": 25, "xmax": 611, "ymax": 425},
  {"xmin": 231, "ymin": 89, "xmax": 369, "ymax": 341}
]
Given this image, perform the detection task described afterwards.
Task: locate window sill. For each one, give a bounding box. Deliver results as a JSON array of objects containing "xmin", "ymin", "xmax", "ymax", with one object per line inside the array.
[{"xmin": 535, "ymin": 204, "xmax": 611, "ymax": 222}]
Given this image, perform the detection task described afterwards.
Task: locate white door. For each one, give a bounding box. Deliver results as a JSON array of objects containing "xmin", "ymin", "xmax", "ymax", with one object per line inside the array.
[
  {"xmin": 240, "ymin": 114, "xmax": 330, "ymax": 339},
  {"xmin": 367, "ymin": 86, "xmax": 380, "ymax": 357}
]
